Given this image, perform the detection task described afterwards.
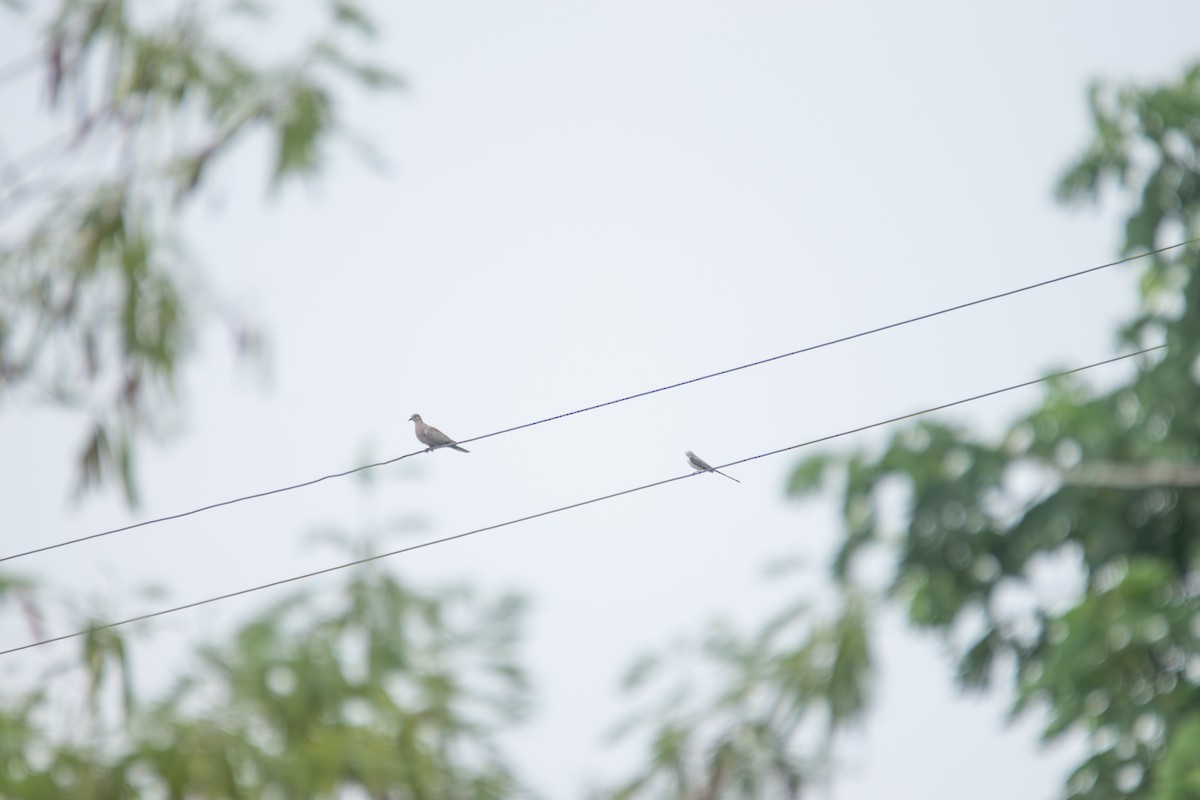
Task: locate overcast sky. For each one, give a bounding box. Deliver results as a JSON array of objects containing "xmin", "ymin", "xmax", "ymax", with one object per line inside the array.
[{"xmin": 3, "ymin": 2, "xmax": 1200, "ymax": 797}]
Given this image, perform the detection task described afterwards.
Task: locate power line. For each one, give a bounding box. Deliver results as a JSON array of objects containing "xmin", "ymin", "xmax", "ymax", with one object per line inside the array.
[
  {"xmin": 0, "ymin": 345, "xmax": 1162, "ymax": 658},
  {"xmin": 461, "ymin": 241, "xmax": 1191, "ymax": 447},
  {"xmin": 1, "ymin": 241, "xmax": 1189, "ymax": 566}
]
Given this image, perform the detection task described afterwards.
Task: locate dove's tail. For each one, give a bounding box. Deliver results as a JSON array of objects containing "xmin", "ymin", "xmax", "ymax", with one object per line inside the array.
[
  {"xmin": 714, "ymin": 469, "xmax": 741, "ymax": 483},
  {"xmin": 450, "ymin": 444, "xmax": 470, "ymax": 453}
]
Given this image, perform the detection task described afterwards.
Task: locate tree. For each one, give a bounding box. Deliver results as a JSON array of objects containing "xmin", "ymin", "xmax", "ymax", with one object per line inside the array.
[
  {"xmin": 0, "ymin": 542, "xmax": 531, "ymax": 799},
  {"xmin": 601, "ymin": 61, "xmax": 1200, "ymax": 800},
  {"xmin": 0, "ymin": 0, "xmax": 399, "ymax": 504},
  {"xmin": 601, "ymin": 589, "xmax": 871, "ymax": 799},
  {"xmin": 784, "ymin": 63, "xmax": 1200, "ymax": 799},
  {"xmin": 0, "ymin": 6, "xmax": 537, "ymax": 798}
]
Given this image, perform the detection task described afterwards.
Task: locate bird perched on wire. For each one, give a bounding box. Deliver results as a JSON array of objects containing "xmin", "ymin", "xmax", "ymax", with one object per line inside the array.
[
  {"xmin": 410, "ymin": 414, "xmax": 470, "ymax": 453},
  {"xmin": 685, "ymin": 450, "xmax": 740, "ymax": 482}
]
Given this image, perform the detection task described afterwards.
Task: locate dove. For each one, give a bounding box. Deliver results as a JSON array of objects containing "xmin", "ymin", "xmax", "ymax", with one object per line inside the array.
[
  {"xmin": 686, "ymin": 450, "xmax": 740, "ymax": 482},
  {"xmin": 410, "ymin": 414, "xmax": 470, "ymax": 453}
]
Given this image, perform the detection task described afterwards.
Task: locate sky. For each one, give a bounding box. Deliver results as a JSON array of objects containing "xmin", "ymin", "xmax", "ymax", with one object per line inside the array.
[{"xmin": 2, "ymin": 1, "xmax": 1200, "ymax": 797}]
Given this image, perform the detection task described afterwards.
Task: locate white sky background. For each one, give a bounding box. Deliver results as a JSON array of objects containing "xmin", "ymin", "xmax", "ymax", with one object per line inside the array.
[{"xmin": 2, "ymin": 1, "xmax": 1199, "ymax": 797}]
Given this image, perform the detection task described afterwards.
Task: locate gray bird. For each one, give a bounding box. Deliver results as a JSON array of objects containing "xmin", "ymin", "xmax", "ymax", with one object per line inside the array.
[
  {"xmin": 410, "ymin": 414, "xmax": 470, "ymax": 453},
  {"xmin": 686, "ymin": 450, "xmax": 740, "ymax": 482}
]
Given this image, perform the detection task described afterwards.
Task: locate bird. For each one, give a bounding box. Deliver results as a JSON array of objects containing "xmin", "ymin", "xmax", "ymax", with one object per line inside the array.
[
  {"xmin": 409, "ymin": 414, "xmax": 470, "ymax": 453},
  {"xmin": 685, "ymin": 450, "xmax": 740, "ymax": 482}
]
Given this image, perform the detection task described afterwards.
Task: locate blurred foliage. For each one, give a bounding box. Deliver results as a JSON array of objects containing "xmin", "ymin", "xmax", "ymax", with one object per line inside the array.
[
  {"xmin": 0, "ymin": 0, "xmax": 400, "ymax": 505},
  {"xmin": 786, "ymin": 62, "xmax": 1200, "ymax": 799},
  {"xmin": 600, "ymin": 593, "xmax": 871, "ymax": 799},
  {"xmin": 0, "ymin": 558, "xmax": 531, "ymax": 799}
]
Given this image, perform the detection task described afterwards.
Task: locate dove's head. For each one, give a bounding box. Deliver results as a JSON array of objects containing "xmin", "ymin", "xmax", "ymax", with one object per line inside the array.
[
  {"xmin": 409, "ymin": 414, "xmax": 423, "ymax": 422},
  {"xmin": 685, "ymin": 450, "xmax": 697, "ymax": 459}
]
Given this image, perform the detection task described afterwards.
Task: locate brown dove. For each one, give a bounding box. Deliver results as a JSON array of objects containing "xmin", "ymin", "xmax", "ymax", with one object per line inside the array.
[{"xmin": 410, "ymin": 414, "xmax": 470, "ymax": 453}]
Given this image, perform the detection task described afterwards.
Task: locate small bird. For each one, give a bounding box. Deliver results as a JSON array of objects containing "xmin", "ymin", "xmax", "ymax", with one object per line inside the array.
[
  {"xmin": 686, "ymin": 450, "xmax": 740, "ymax": 483},
  {"xmin": 410, "ymin": 414, "xmax": 470, "ymax": 453}
]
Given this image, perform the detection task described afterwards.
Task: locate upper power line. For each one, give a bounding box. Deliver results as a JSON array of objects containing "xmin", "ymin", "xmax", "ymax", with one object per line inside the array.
[
  {"xmin": 1, "ymin": 240, "xmax": 1190, "ymax": 566},
  {"xmin": 0, "ymin": 345, "xmax": 1163, "ymax": 658}
]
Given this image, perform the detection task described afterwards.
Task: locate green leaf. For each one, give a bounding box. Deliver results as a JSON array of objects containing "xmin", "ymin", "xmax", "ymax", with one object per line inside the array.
[
  {"xmin": 330, "ymin": 0, "xmax": 377, "ymax": 38},
  {"xmin": 786, "ymin": 453, "xmax": 832, "ymax": 496},
  {"xmin": 272, "ymin": 82, "xmax": 332, "ymax": 184},
  {"xmin": 1154, "ymin": 715, "xmax": 1200, "ymax": 800}
]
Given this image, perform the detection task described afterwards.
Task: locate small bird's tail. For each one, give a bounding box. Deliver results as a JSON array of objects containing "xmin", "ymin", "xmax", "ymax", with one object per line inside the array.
[
  {"xmin": 450, "ymin": 444, "xmax": 470, "ymax": 453},
  {"xmin": 714, "ymin": 469, "xmax": 741, "ymax": 483}
]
